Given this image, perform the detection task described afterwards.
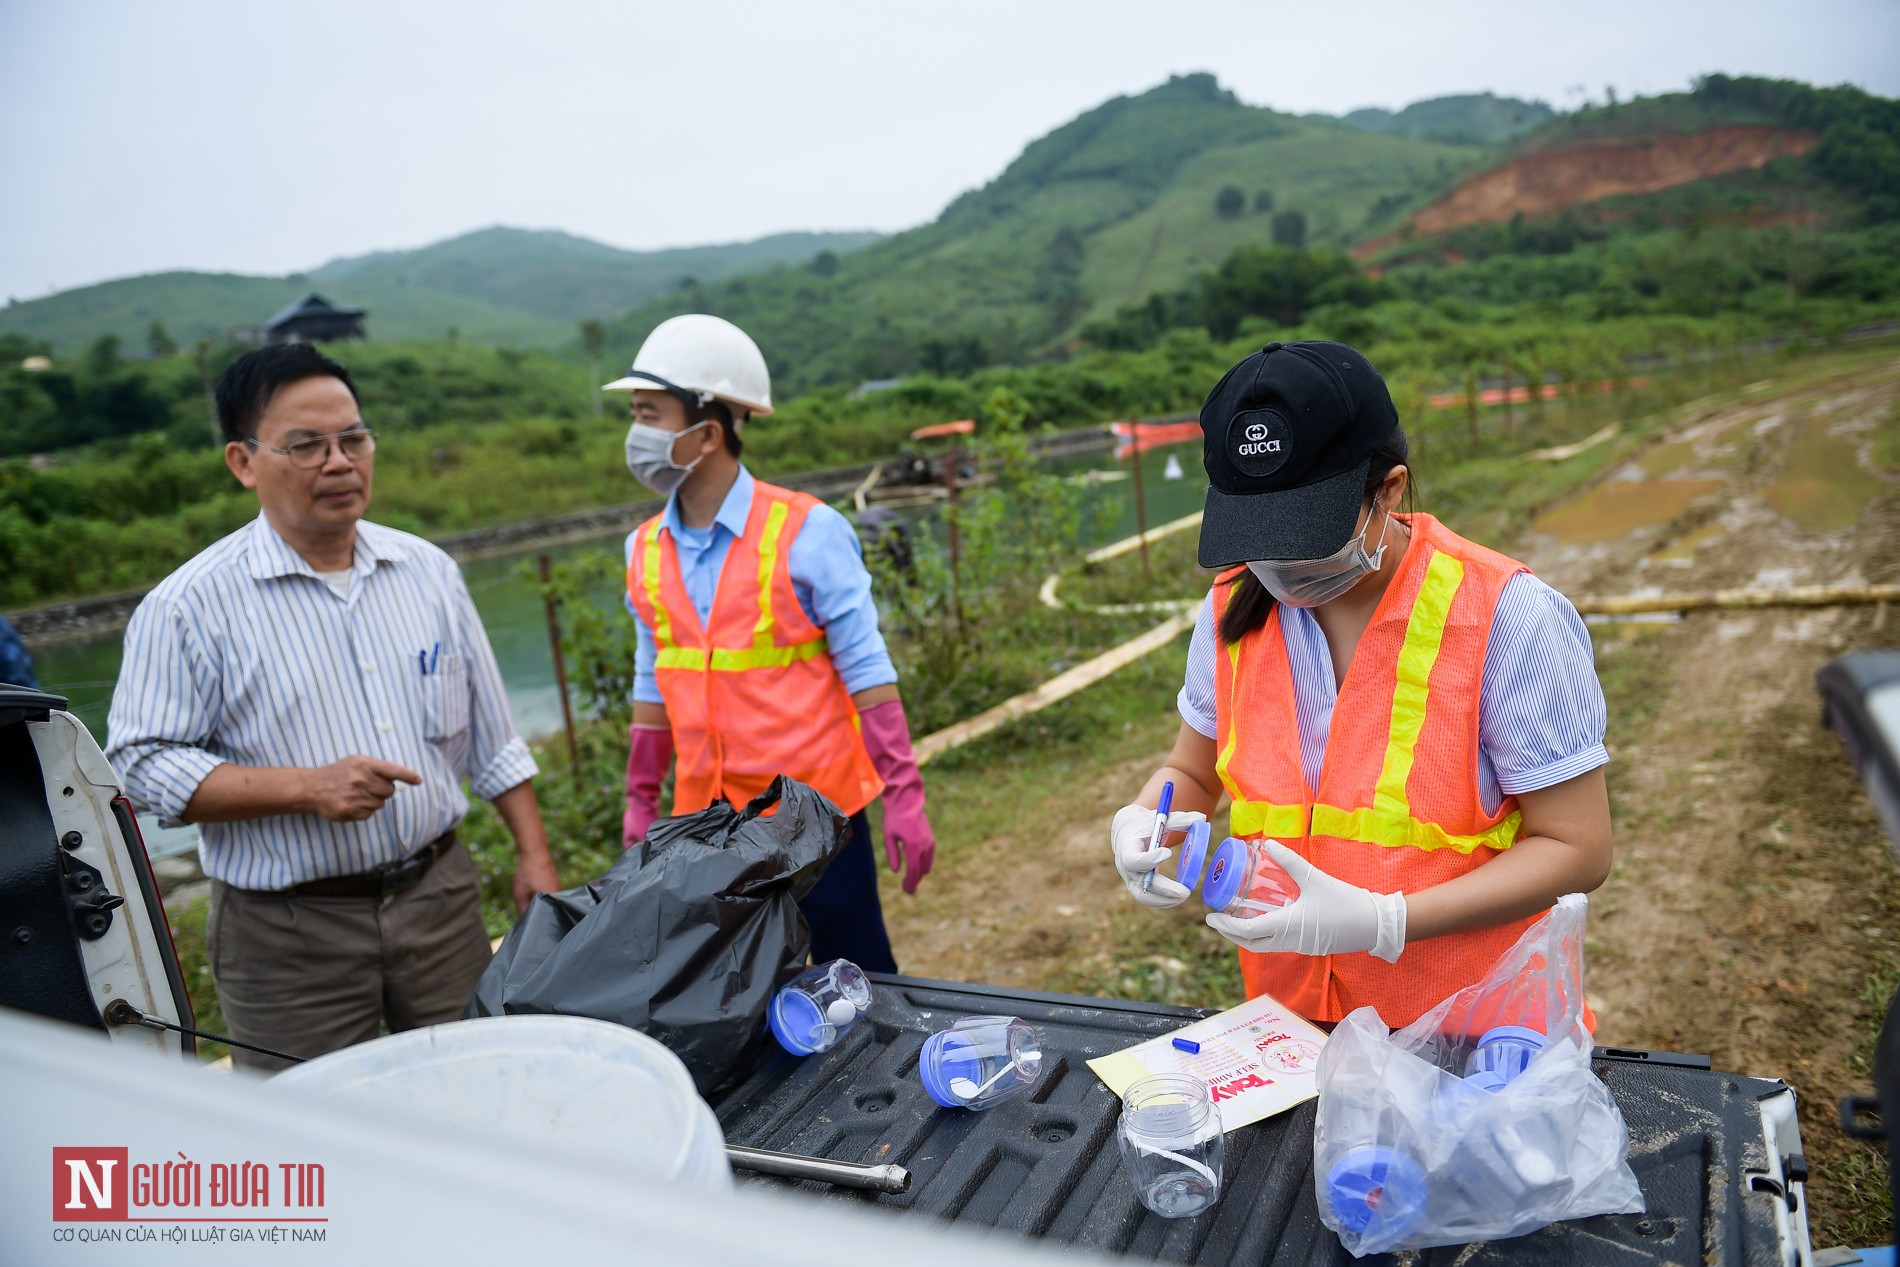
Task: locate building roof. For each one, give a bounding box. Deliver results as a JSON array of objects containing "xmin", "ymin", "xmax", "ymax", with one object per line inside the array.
[{"xmin": 263, "ymin": 293, "xmax": 366, "ymax": 331}]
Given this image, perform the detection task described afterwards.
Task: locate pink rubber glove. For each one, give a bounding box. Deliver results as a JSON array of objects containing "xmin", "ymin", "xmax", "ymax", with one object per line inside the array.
[
  {"xmin": 858, "ymin": 697, "xmax": 934, "ymax": 894},
  {"xmin": 623, "ymin": 724, "xmax": 675, "ymax": 849}
]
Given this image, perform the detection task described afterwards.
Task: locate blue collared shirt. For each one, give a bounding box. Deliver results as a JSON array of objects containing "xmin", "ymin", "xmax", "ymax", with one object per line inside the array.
[
  {"xmin": 1177, "ymin": 573, "xmax": 1608, "ymax": 814},
  {"xmin": 106, "ymin": 512, "xmax": 537, "ymax": 889},
  {"xmin": 626, "ymin": 466, "xmax": 897, "ymax": 702}
]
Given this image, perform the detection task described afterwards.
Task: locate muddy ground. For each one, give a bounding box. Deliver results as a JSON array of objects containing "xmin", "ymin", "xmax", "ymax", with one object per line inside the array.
[{"xmin": 884, "ymin": 353, "xmax": 1900, "ymax": 1244}]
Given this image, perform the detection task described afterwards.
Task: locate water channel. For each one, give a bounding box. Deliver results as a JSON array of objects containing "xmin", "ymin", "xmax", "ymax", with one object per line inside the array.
[{"xmin": 32, "ymin": 440, "xmax": 1208, "ymax": 856}]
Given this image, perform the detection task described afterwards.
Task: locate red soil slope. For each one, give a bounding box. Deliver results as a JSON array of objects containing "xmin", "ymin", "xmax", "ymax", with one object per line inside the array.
[{"xmin": 1357, "ymin": 125, "xmax": 1817, "ymax": 258}]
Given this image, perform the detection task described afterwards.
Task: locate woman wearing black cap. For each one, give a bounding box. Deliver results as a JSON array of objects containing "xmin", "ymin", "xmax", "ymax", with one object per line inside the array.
[{"xmin": 1110, "ymin": 341, "xmax": 1612, "ymax": 1028}]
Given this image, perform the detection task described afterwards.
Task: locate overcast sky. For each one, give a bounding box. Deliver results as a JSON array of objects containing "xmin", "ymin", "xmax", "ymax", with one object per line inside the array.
[{"xmin": 3, "ymin": 0, "xmax": 1896, "ymax": 301}]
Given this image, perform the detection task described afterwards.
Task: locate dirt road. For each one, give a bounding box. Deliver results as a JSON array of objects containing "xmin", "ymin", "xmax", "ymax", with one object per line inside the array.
[
  {"xmin": 1524, "ymin": 358, "xmax": 1900, "ymax": 1241},
  {"xmin": 886, "ymin": 352, "xmax": 1900, "ymax": 1243}
]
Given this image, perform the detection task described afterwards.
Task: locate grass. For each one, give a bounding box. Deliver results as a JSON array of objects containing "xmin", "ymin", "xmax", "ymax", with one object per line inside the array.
[{"xmin": 161, "ymin": 891, "xmax": 228, "ymax": 1064}]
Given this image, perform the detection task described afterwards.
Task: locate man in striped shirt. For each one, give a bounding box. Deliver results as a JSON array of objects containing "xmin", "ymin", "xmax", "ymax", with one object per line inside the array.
[{"xmin": 106, "ymin": 344, "xmax": 560, "ymax": 1071}]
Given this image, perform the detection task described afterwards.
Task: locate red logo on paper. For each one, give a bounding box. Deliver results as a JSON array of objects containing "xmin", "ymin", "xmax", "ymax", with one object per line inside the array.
[{"xmin": 53, "ymin": 1148, "xmax": 128, "ymax": 1221}]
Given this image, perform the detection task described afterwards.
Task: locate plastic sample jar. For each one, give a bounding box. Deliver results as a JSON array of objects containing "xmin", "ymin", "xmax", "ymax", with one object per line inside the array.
[
  {"xmin": 1200, "ymin": 837, "xmax": 1299, "ymax": 916},
  {"xmin": 1117, "ymin": 1073, "xmax": 1225, "ymax": 1219},
  {"xmin": 918, "ymin": 1015, "xmax": 1043, "ymax": 1110},
  {"xmin": 1323, "ymin": 1145, "xmax": 1428, "ymax": 1239},
  {"xmin": 1463, "ymin": 1025, "xmax": 1546, "ymax": 1087},
  {"xmin": 768, "ymin": 959, "xmax": 872, "ymax": 1056}
]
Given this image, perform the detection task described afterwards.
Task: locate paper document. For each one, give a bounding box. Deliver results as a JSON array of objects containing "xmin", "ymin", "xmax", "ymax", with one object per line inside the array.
[{"xmin": 1086, "ymin": 992, "xmax": 1329, "ymax": 1132}]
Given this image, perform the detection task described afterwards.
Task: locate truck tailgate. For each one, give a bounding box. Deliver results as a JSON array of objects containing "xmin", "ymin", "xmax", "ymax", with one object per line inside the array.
[{"xmin": 710, "ymin": 975, "xmax": 1808, "ymax": 1266}]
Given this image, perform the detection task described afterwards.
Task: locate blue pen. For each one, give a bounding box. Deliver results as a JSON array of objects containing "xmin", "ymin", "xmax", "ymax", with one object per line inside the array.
[
  {"xmin": 429, "ymin": 641, "xmax": 441, "ymax": 674},
  {"xmin": 418, "ymin": 649, "xmax": 428, "ymax": 676},
  {"xmin": 1138, "ymin": 780, "xmax": 1175, "ymax": 892}
]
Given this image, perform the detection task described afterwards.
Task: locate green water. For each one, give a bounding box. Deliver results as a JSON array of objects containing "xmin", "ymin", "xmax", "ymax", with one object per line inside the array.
[{"xmin": 31, "ymin": 439, "xmax": 1206, "ymax": 853}]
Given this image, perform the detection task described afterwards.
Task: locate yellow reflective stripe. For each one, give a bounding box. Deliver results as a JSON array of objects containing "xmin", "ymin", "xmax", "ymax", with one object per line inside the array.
[
  {"xmin": 1229, "ymin": 799, "xmax": 1308, "ymax": 839},
  {"xmin": 655, "ymin": 637, "xmax": 829, "ymax": 673},
  {"xmin": 640, "ymin": 522, "xmax": 677, "ymax": 652},
  {"xmin": 1311, "ymin": 804, "xmax": 1523, "ymax": 855},
  {"xmin": 712, "ymin": 637, "xmax": 828, "ymax": 671},
  {"xmin": 1214, "ymin": 639, "xmax": 1241, "ymax": 793},
  {"xmin": 1372, "ymin": 551, "xmax": 1464, "ymax": 820},
  {"xmin": 751, "ymin": 500, "xmax": 790, "ymax": 652}
]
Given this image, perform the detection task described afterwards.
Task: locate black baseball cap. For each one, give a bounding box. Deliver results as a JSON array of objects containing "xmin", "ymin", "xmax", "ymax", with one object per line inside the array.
[{"xmin": 1197, "ymin": 339, "xmax": 1407, "ymax": 567}]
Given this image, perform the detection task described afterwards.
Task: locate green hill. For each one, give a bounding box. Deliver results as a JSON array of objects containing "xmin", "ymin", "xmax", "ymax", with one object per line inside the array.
[
  {"xmin": 1341, "ymin": 92, "xmax": 1556, "ymax": 145},
  {"xmin": 308, "ymin": 226, "xmax": 881, "ymax": 320},
  {"xmin": 596, "ymin": 74, "xmax": 1498, "ymax": 393},
  {"xmin": 0, "ymin": 227, "xmax": 880, "ymax": 356}
]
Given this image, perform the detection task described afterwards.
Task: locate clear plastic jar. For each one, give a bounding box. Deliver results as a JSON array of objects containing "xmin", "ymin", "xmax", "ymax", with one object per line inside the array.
[
  {"xmin": 768, "ymin": 959, "xmax": 872, "ymax": 1056},
  {"xmin": 1199, "ymin": 837, "xmax": 1299, "ymax": 916},
  {"xmin": 918, "ymin": 1016, "xmax": 1042, "ymax": 1110},
  {"xmin": 1117, "ymin": 1073, "xmax": 1225, "ymax": 1218}
]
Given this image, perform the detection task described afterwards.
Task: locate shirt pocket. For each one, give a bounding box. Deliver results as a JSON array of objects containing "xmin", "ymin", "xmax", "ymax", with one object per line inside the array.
[{"xmin": 424, "ymin": 652, "xmax": 471, "ymax": 742}]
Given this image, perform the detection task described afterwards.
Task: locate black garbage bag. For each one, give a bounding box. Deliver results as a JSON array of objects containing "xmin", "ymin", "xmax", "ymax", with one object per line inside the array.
[{"xmin": 465, "ymin": 776, "xmax": 849, "ymax": 1094}]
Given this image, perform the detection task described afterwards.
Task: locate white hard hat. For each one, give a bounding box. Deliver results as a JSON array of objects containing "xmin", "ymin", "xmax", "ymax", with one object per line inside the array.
[{"xmin": 602, "ymin": 314, "xmax": 773, "ymax": 417}]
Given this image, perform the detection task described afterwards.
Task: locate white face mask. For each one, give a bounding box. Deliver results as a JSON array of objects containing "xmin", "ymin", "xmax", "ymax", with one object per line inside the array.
[
  {"xmin": 624, "ymin": 420, "xmax": 709, "ymax": 494},
  {"xmin": 1247, "ymin": 504, "xmax": 1393, "ymax": 608}
]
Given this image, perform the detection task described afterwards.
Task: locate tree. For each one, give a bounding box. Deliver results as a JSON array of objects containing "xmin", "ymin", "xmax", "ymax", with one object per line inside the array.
[
  {"xmin": 84, "ymin": 335, "xmax": 120, "ymax": 378},
  {"xmin": 1271, "ymin": 210, "xmax": 1308, "ymax": 249},
  {"xmin": 1215, "ymin": 185, "xmax": 1245, "ymax": 220},
  {"xmin": 579, "ymin": 319, "xmax": 606, "ymax": 417},
  {"xmin": 1254, "ymin": 190, "xmax": 1275, "ymax": 213},
  {"xmin": 146, "ymin": 321, "xmax": 176, "ymax": 359},
  {"xmin": 1197, "ymin": 246, "xmax": 1369, "ymax": 337},
  {"xmin": 811, "ymin": 250, "xmax": 840, "ymax": 277}
]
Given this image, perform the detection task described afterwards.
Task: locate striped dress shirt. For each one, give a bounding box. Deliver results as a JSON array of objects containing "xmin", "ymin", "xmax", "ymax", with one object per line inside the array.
[
  {"xmin": 106, "ymin": 513, "xmax": 537, "ymax": 890},
  {"xmin": 1177, "ymin": 572, "xmax": 1609, "ymax": 815}
]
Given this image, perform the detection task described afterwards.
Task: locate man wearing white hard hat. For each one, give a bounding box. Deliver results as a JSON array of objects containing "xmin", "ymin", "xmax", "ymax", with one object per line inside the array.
[{"xmin": 608, "ymin": 314, "xmax": 934, "ymax": 971}]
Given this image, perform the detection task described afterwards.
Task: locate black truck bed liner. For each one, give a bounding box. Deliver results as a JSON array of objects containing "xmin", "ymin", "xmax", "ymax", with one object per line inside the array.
[{"xmin": 710, "ymin": 975, "xmax": 1807, "ymax": 1265}]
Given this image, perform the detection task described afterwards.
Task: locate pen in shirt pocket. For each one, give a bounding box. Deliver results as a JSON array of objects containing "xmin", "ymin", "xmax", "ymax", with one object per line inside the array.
[{"xmin": 418, "ymin": 641, "xmax": 441, "ymax": 675}]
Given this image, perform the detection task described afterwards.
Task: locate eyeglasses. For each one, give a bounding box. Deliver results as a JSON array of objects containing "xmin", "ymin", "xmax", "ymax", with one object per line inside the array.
[{"xmin": 245, "ymin": 428, "xmax": 377, "ymax": 469}]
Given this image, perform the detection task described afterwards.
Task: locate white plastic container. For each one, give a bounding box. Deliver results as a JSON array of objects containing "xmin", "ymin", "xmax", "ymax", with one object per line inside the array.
[{"xmin": 272, "ymin": 1015, "xmax": 730, "ymax": 1190}]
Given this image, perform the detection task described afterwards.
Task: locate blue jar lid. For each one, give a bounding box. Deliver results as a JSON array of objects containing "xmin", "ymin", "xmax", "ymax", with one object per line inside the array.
[
  {"xmin": 1176, "ymin": 820, "xmax": 1212, "ymax": 892},
  {"xmin": 918, "ymin": 1030, "xmax": 984, "ymax": 1108},
  {"xmin": 1476, "ymin": 1024, "xmax": 1547, "ymax": 1051},
  {"xmin": 768, "ymin": 988, "xmax": 827, "ymax": 1056},
  {"xmin": 1201, "ymin": 837, "xmax": 1248, "ymax": 912},
  {"xmin": 1465, "ymin": 1069, "xmax": 1509, "ymax": 1093},
  {"xmin": 1324, "ymin": 1146, "xmax": 1428, "ymax": 1236}
]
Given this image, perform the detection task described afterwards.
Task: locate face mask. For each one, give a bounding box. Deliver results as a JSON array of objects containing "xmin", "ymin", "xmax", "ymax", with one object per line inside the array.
[
  {"xmin": 624, "ymin": 420, "xmax": 709, "ymax": 494},
  {"xmin": 1247, "ymin": 504, "xmax": 1393, "ymax": 608}
]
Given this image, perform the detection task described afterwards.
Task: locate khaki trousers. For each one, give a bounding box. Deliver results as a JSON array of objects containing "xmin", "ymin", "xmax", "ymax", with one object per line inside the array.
[{"xmin": 207, "ymin": 842, "xmax": 492, "ymax": 1073}]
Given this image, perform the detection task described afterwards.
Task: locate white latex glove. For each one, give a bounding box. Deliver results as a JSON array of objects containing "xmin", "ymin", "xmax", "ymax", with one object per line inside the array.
[
  {"xmin": 1204, "ymin": 839, "xmax": 1408, "ymax": 962},
  {"xmin": 1111, "ymin": 803, "xmax": 1207, "ymax": 909}
]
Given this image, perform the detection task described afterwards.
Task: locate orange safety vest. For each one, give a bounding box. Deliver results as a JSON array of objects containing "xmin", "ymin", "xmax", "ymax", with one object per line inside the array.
[
  {"xmin": 626, "ymin": 479, "xmax": 884, "ymax": 817},
  {"xmin": 1214, "ymin": 513, "xmax": 1546, "ymax": 1028}
]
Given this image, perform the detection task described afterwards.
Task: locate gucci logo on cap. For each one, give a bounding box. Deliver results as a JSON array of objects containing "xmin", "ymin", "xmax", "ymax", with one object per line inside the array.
[{"xmin": 1227, "ymin": 408, "xmax": 1292, "ymax": 478}]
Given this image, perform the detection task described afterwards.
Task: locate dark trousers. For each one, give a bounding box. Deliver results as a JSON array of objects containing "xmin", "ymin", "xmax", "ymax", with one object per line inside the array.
[{"xmin": 798, "ymin": 811, "xmax": 897, "ymax": 974}]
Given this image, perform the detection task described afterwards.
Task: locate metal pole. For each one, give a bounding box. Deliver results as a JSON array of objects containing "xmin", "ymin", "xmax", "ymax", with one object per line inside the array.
[
  {"xmin": 944, "ymin": 446, "xmax": 964, "ymax": 632},
  {"xmin": 538, "ymin": 554, "xmax": 580, "ymax": 777},
  {"xmin": 1128, "ymin": 424, "xmax": 1151, "ymax": 576},
  {"xmin": 725, "ymin": 1145, "xmax": 912, "ymax": 1194}
]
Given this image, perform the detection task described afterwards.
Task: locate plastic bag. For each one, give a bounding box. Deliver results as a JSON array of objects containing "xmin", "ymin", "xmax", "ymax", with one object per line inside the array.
[
  {"xmin": 1313, "ymin": 893, "xmax": 1643, "ymax": 1257},
  {"xmin": 465, "ymin": 776, "xmax": 849, "ymax": 1095}
]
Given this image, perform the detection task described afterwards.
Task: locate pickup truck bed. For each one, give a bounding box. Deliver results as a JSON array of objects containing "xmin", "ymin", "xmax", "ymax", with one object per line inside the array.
[{"xmin": 711, "ymin": 975, "xmax": 1811, "ymax": 1266}]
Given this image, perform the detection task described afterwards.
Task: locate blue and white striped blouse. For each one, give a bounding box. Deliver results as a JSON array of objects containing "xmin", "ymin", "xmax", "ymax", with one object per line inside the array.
[
  {"xmin": 105, "ymin": 513, "xmax": 537, "ymax": 890},
  {"xmin": 1177, "ymin": 573, "xmax": 1608, "ymax": 814}
]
